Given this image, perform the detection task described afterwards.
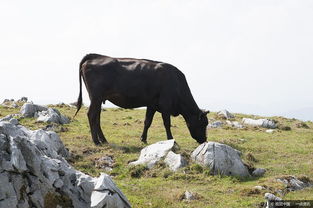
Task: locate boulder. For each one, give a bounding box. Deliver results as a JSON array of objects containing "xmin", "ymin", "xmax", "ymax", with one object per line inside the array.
[
  {"xmin": 164, "ymin": 151, "xmax": 187, "ymax": 171},
  {"xmin": 242, "ymin": 118, "xmax": 276, "ymax": 129},
  {"xmin": 20, "ymin": 103, "xmax": 48, "ymax": 117},
  {"xmin": 36, "ymin": 108, "xmax": 70, "ymax": 124},
  {"xmin": 217, "ymin": 110, "xmax": 235, "ymax": 119},
  {"xmin": 191, "ymin": 142, "xmax": 250, "ymax": 178},
  {"xmin": 129, "ymin": 139, "xmax": 177, "ymax": 169},
  {"xmin": 0, "ymin": 120, "xmax": 131, "ymax": 208}
]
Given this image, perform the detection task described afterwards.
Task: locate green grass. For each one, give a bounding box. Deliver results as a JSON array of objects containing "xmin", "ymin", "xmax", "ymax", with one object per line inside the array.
[{"xmin": 1, "ymin": 104, "xmax": 313, "ymax": 208}]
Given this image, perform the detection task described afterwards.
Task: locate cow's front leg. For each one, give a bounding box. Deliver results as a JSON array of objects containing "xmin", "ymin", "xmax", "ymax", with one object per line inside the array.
[
  {"xmin": 140, "ymin": 107, "xmax": 156, "ymax": 143},
  {"xmin": 162, "ymin": 113, "xmax": 173, "ymax": 140}
]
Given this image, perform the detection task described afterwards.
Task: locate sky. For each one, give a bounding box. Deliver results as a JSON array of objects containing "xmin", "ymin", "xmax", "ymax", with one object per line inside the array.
[{"xmin": 0, "ymin": 0, "xmax": 313, "ymax": 121}]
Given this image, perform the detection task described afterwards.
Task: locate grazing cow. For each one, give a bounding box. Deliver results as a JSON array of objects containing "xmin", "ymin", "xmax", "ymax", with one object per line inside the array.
[{"xmin": 74, "ymin": 54, "xmax": 209, "ymax": 145}]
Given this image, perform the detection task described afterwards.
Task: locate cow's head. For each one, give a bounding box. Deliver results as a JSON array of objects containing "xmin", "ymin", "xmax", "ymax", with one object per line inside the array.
[{"xmin": 186, "ymin": 110, "xmax": 209, "ymax": 144}]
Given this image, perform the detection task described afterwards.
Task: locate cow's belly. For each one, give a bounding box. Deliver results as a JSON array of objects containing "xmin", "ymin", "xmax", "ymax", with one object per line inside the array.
[{"xmin": 107, "ymin": 94, "xmax": 150, "ymax": 109}]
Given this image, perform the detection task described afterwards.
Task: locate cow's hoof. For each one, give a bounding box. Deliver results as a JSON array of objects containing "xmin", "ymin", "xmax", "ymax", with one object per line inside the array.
[{"xmin": 140, "ymin": 137, "xmax": 147, "ymax": 144}]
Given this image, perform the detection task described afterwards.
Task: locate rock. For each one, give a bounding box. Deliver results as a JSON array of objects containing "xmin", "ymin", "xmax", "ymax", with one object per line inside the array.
[
  {"xmin": 226, "ymin": 120, "xmax": 244, "ymax": 128},
  {"xmin": 164, "ymin": 151, "xmax": 187, "ymax": 171},
  {"xmin": 254, "ymin": 185, "xmax": 266, "ymax": 190},
  {"xmin": 17, "ymin": 97, "xmax": 28, "ymax": 103},
  {"xmin": 0, "ymin": 114, "xmax": 19, "ymax": 122},
  {"xmin": 265, "ymin": 129, "xmax": 275, "ymax": 133},
  {"xmin": 182, "ymin": 190, "xmax": 197, "ymax": 201},
  {"xmin": 217, "ymin": 110, "xmax": 235, "ymax": 119},
  {"xmin": 276, "ymin": 176, "xmax": 313, "ymax": 191},
  {"xmin": 0, "ymin": 120, "xmax": 130, "ymax": 208},
  {"xmin": 91, "ymin": 173, "xmax": 131, "ymax": 208},
  {"xmin": 95, "ymin": 156, "xmax": 114, "ymax": 172},
  {"xmin": 191, "ymin": 142, "xmax": 250, "ymax": 178},
  {"xmin": 129, "ymin": 139, "xmax": 177, "ymax": 169},
  {"xmin": 208, "ymin": 121, "xmax": 223, "ymax": 128},
  {"xmin": 20, "ymin": 103, "xmax": 48, "ymax": 117},
  {"xmin": 242, "ymin": 118, "xmax": 276, "ymax": 129},
  {"xmin": 252, "ymin": 168, "xmax": 266, "ymax": 177},
  {"xmin": 264, "ymin": 193, "xmax": 282, "ymax": 201},
  {"xmin": 37, "ymin": 108, "xmax": 70, "ymax": 124}
]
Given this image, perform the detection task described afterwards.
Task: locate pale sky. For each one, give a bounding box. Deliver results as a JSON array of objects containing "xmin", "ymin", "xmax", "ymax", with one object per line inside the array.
[{"xmin": 0, "ymin": 0, "xmax": 313, "ymax": 120}]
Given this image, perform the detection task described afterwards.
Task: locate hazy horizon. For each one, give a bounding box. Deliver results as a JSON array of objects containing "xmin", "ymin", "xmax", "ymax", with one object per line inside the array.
[{"xmin": 1, "ymin": 0, "xmax": 312, "ymax": 121}]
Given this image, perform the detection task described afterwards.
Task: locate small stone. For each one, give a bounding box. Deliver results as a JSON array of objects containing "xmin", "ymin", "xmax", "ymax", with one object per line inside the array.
[
  {"xmin": 264, "ymin": 193, "xmax": 282, "ymax": 201},
  {"xmin": 252, "ymin": 168, "xmax": 266, "ymax": 177},
  {"xmin": 254, "ymin": 185, "xmax": 266, "ymax": 190},
  {"xmin": 184, "ymin": 191, "xmax": 196, "ymax": 201}
]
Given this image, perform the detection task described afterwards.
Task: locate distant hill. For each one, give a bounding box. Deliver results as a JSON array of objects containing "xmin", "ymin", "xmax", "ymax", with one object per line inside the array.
[{"xmin": 283, "ymin": 107, "xmax": 313, "ymax": 121}]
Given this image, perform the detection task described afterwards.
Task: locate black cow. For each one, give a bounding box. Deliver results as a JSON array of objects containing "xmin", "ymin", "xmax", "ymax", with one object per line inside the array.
[{"xmin": 74, "ymin": 54, "xmax": 209, "ymax": 145}]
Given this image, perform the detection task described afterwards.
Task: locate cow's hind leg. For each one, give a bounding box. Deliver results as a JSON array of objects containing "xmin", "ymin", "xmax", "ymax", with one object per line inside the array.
[
  {"xmin": 141, "ymin": 107, "xmax": 156, "ymax": 143},
  {"xmin": 96, "ymin": 104, "xmax": 108, "ymax": 144},
  {"xmin": 87, "ymin": 99, "xmax": 104, "ymax": 145},
  {"xmin": 162, "ymin": 113, "xmax": 174, "ymax": 140}
]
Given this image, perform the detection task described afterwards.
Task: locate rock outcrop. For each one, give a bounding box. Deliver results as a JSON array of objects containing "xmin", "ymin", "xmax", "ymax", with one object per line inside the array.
[{"xmin": 0, "ymin": 118, "xmax": 131, "ymax": 208}]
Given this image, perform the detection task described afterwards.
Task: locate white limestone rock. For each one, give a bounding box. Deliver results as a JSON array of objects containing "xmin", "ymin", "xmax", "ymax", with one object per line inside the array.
[
  {"xmin": 164, "ymin": 151, "xmax": 187, "ymax": 171},
  {"xmin": 129, "ymin": 139, "xmax": 177, "ymax": 169},
  {"xmin": 191, "ymin": 142, "xmax": 250, "ymax": 178},
  {"xmin": 242, "ymin": 118, "xmax": 277, "ymax": 129},
  {"xmin": 37, "ymin": 108, "xmax": 70, "ymax": 124},
  {"xmin": 0, "ymin": 120, "xmax": 131, "ymax": 208},
  {"xmin": 91, "ymin": 173, "xmax": 131, "ymax": 208}
]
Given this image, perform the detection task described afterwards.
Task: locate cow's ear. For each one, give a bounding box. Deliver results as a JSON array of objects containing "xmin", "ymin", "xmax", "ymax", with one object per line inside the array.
[{"xmin": 199, "ymin": 110, "xmax": 210, "ymax": 120}]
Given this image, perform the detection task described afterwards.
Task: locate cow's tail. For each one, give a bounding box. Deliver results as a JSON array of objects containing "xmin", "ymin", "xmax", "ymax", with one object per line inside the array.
[{"xmin": 73, "ymin": 60, "xmax": 84, "ymax": 118}]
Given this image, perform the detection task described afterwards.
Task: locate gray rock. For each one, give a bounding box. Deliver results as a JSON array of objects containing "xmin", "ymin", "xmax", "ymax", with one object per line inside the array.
[
  {"xmin": 182, "ymin": 190, "xmax": 197, "ymax": 201},
  {"xmin": 91, "ymin": 173, "xmax": 131, "ymax": 208},
  {"xmin": 276, "ymin": 176, "xmax": 313, "ymax": 191},
  {"xmin": 95, "ymin": 156, "xmax": 114, "ymax": 172},
  {"xmin": 129, "ymin": 139, "xmax": 177, "ymax": 169},
  {"xmin": 0, "ymin": 121, "xmax": 130, "ymax": 208},
  {"xmin": 208, "ymin": 121, "xmax": 223, "ymax": 128},
  {"xmin": 20, "ymin": 103, "xmax": 48, "ymax": 117},
  {"xmin": 191, "ymin": 142, "xmax": 250, "ymax": 177},
  {"xmin": 242, "ymin": 118, "xmax": 276, "ymax": 129},
  {"xmin": 164, "ymin": 151, "xmax": 187, "ymax": 171},
  {"xmin": 264, "ymin": 192, "xmax": 282, "ymax": 201},
  {"xmin": 217, "ymin": 109, "xmax": 235, "ymax": 119},
  {"xmin": 37, "ymin": 108, "xmax": 70, "ymax": 124},
  {"xmin": 252, "ymin": 168, "xmax": 266, "ymax": 177}
]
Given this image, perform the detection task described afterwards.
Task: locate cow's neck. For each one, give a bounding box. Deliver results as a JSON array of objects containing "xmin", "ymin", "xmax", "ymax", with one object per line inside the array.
[{"xmin": 180, "ymin": 95, "xmax": 200, "ymax": 122}]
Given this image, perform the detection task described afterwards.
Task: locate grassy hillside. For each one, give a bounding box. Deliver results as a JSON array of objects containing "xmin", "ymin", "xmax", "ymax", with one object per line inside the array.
[{"xmin": 1, "ymin": 104, "xmax": 312, "ymax": 208}]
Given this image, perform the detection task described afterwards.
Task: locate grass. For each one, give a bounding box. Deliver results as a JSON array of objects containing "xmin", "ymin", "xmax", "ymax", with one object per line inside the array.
[{"xmin": 1, "ymin": 103, "xmax": 313, "ymax": 208}]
